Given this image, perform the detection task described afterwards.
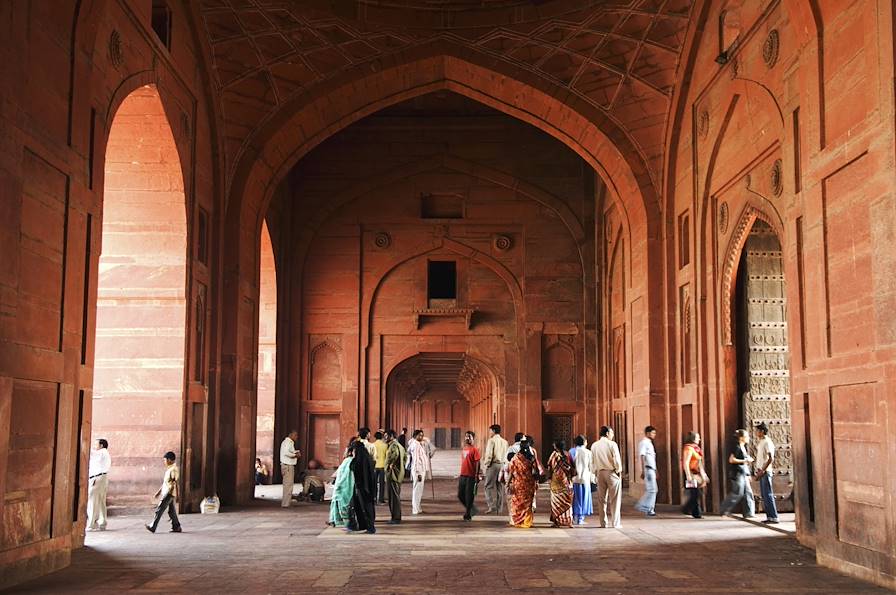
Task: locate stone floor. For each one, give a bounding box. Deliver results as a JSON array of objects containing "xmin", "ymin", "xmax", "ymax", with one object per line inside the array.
[{"xmin": 9, "ymin": 480, "xmax": 885, "ymax": 594}]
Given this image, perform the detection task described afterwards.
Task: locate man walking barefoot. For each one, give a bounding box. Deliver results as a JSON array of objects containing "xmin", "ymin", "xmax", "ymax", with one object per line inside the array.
[{"xmin": 145, "ymin": 451, "xmax": 182, "ymax": 533}]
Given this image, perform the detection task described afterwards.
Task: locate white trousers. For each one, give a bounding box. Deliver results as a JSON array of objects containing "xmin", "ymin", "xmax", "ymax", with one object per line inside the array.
[
  {"xmin": 597, "ymin": 469, "xmax": 622, "ymax": 528},
  {"xmin": 87, "ymin": 474, "xmax": 108, "ymax": 529},
  {"xmin": 412, "ymin": 476, "xmax": 425, "ymax": 514}
]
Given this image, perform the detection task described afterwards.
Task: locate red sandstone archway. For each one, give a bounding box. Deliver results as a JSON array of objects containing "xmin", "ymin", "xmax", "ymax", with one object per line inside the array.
[
  {"xmin": 226, "ymin": 52, "xmax": 655, "ymax": 279},
  {"xmin": 255, "ymin": 221, "xmax": 277, "ymax": 481},
  {"xmin": 92, "ymin": 85, "xmax": 188, "ymax": 502},
  {"xmin": 218, "ymin": 53, "xmax": 658, "ymax": 503}
]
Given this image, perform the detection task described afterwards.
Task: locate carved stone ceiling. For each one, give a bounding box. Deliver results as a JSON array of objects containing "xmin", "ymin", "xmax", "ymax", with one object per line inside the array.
[
  {"xmin": 199, "ymin": 0, "xmax": 694, "ymax": 188},
  {"xmin": 391, "ymin": 353, "xmax": 487, "ymax": 396}
]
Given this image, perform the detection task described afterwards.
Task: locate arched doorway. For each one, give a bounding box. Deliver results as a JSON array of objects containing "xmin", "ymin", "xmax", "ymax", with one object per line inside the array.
[
  {"xmin": 255, "ymin": 221, "xmax": 277, "ymax": 483},
  {"xmin": 92, "ymin": 85, "xmax": 188, "ymax": 502},
  {"xmin": 386, "ymin": 353, "xmax": 497, "ymax": 475},
  {"xmin": 728, "ymin": 218, "xmax": 795, "ymax": 519}
]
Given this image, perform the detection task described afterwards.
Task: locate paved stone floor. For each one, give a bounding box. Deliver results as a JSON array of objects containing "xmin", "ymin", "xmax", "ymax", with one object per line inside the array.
[{"xmin": 8, "ymin": 480, "xmax": 886, "ymax": 594}]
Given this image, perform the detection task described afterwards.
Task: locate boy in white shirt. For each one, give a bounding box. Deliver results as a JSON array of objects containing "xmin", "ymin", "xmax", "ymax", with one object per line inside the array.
[{"xmin": 754, "ymin": 422, "xmax": 779, "ymax": 524}]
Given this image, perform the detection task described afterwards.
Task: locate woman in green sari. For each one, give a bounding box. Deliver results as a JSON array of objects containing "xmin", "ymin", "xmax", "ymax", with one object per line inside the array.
[{"xmin": 328, "ymin": 440, "xmax": 356, "ymax": 528}]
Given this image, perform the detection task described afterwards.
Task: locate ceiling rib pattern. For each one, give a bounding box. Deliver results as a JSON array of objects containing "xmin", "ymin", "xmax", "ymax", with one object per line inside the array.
[
  {"xmin": 199, "ymin": 0, "xmax": 694, "ymax": 186},
  {"xmin": 390, "ymin": 353, "xmax": 488, "ymax": 398}
]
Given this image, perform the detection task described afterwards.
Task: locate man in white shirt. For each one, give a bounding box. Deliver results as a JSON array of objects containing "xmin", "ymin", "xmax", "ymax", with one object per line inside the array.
[
  {"xmin": 86, "ymin": 438, "xmax": 111, "ymax": 531},
  {"xmin": 280, "ymin": 430, "xmax": 301, "ymax": 508},
  {"xmin": 482, "ymin": 424, "xmax": 509, "ymax": 514},
  {"xmin": 145, "ymin": 451, "xmax": 182, "ymax": 533},
  {"xmin": 591, "ymin": 425, "xmax": 623, "ymax": 528},
  {"xmin": 409, "ymin": 431, "xmax": 430, "ymax": 514},
  {"xmin": 359, "ymin": 427, "xmax": 377, "ymax": 459},
  {"xmin": 754, "ymin": 422, "xmax": 779, "ymax": 524},
  {"xmin": 634, "ymin": 426, "xmax": 658, "ymax": 517}
]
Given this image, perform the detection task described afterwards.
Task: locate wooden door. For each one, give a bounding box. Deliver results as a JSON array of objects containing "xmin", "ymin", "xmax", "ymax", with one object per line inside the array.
[{"xmin": 309, "ymin": 414, "xmax": 341, "ymax": 469}]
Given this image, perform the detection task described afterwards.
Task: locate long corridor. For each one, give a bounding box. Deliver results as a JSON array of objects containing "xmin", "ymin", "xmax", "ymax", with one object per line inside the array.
[{"xmin": 11, "ymin": 480, "xmax": 883, "ymax": 594}]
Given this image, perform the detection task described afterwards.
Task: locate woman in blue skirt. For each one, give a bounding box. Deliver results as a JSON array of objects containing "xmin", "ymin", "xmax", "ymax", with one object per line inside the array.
[{"xmin": 570, "ymin": 435, "xmax": 594, "ymax": 525}]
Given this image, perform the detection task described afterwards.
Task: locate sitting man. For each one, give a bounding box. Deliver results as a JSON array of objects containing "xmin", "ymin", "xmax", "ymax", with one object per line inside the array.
[{"xmin": 297, "ymin": 460, "xmax": 326, "ymax": 501}]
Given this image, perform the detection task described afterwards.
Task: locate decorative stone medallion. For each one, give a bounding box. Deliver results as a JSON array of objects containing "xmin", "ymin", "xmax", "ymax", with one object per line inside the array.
[
  {"xmin": 729, "ymin": 56, "xmax": 740, "ymax": 79},
  {"xmin": 719, "ymin": 201, "xmax": 730, "ymax": 234},
  {"xmin": 698, "ymin": 110, "xmax": 710, "ymax": 139},
  {"xmin": 763, "ymin": 29, "xmax": 780, "ymax": 69},
  {"xmin": 373, "ymin": 231, "xmax": 391, "ymax": 249},
  {"xmin": 493, "ymin": 234, "xmax": 512, "ymax": 252},
  {"xmin": 109, "ymin": 30, "xmax": 124, "ymax": 68},
  {"xmin": 771, "ymin": 159, "xmax": 784, "ymax": 196}
]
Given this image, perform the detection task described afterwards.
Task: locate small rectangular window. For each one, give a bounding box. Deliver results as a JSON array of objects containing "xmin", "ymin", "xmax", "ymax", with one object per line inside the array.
[
  {"xmin": 427, "ymin": 261, "xmax": 456, "ymax": 300},
  {"xmin": 450, "ymin": 427, "xmax": 462, "ymax": 449},
  {"xmin": 793, "ymin": 107, "xmax": 802, "ymax": 193},
  {"xmin": 421, "ymin": 193, "xmax": 464, "ymax": 219},
  {"xmin": 151, "ymin": 1, "xmax": 172, "ymax": 50},
  {"xmin": 88, "ymin": 108, "xmax": 96, "ymax": 189},
  {"xmin": 678, "ymin": 211, "xmax": 690, "ymax": 268},
  {"xmin": 434, "ymin": 427, "xmax": 447, "ymax": 449}
]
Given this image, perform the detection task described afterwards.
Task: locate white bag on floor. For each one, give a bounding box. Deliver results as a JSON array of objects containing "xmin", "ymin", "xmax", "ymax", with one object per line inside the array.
[
  {"xmin": 324, "ymin": 482, "xmax": 334, "ymax": 501},
  {"xmin": 200, "ymin": 496, "xmax": 220, "ymax": 514}
]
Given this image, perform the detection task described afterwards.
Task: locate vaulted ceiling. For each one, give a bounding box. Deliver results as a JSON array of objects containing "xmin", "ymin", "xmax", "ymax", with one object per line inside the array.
[
  {"xmin": 390, "ymin": 353, "xmax": 490, "ymax": 398},
  {"xmin": 199, "ymin": 0, "xmax": 694, "ymax": 189}
]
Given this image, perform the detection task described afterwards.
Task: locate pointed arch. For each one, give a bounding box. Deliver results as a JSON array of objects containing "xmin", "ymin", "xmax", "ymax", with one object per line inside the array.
[{"xmin": 92, "ymin": 84, "xmax": 188, "ymax": 498}]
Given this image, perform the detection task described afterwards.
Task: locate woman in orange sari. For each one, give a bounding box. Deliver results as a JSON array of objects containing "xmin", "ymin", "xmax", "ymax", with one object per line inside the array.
[
  {"xmin": 507, "ymin": 439, "xmax": 537, "ymax": 528},
  {"xmin": 547, "ymin": 441, "xmax": 574, "ymax": 527}
]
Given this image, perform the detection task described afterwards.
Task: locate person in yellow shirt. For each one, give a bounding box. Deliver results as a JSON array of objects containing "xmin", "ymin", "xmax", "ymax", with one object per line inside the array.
[
  {"xmin": 145, "ymin": 451, "xmax": 181, "ymax": 533},
  {"xmin": 373, "ymin": 431, "xmax": 388, "ymax": 504}
]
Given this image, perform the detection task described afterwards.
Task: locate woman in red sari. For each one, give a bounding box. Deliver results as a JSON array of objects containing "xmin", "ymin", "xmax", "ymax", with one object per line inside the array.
[
  {"xmin": 547, "ymin": 441, "xmax": 574, "ymax": 527},
  {"xmin": 507, "ymin": 439, "xmax": 537, "ymax": 528}
]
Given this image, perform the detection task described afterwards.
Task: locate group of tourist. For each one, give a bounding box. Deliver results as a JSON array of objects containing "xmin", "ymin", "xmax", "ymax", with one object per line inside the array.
[
  {"xmin": 321, "ymin": 419, "xmax": 780, "ymax": 533},
  {"xmin": 322, "ymin": 423, "xmax": 648, "ymax": 533},
  {"xmin": 498, "ymin": 425, "xmax": 632, "ymax": 529},
  {"xmin": 327, "ymin": 428, "xmax": 412, "ymax": 533},
  {"xmin": 679, "ymin": 423, "xmax": 779, "ymax": 523},
  {"xmin": 82, "ymin": 420, "xmax": 780, "ymax": 537}
]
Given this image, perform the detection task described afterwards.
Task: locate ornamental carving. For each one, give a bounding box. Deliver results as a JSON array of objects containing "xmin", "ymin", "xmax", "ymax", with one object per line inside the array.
[
  {"xmin": 718, "ymin": 202, "xmax": 729, "ymax": 234},
  {"xmin": 373, "ymin": 231, "xmax": 391, "ymax": 249},
  {"xmin": 771, "ymin": 159, "xmax": 784, "ymax": 196},
  {"xmin": 763, "ymin": 29, "xmax": 780, "ymax": 68},
  {"xmin": 493, "ymin": 234, "xmax": 512, "ymax": 252},
  {"xmin": 729, "ymin": 56, "xmax": 740, "ymax": 79},
  {"xmin": 109, "ymin": 30, "xmax": 124, "ymax": 68},
  {"xmin": 698, "ymin": 110, "xmax": 710, "ymax": 139}
]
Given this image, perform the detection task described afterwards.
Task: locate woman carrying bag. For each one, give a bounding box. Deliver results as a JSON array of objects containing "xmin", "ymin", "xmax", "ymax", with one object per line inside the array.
[{"xmin": 681, "ymin": 431, "xmax": 709, "ymax": 519}]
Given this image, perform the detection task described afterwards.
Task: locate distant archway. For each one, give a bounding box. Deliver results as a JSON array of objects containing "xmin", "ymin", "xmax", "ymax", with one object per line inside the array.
[
  {"xmin": 386, "ymin": 352, "xmax": 498, "ymax": 470},
  {"xmin": 92, "ymin": 85, "xmax": 187, "ymax": 501},
  {"xmin": 255, "ymin": 221, "xmax": 277, "ymax": 484}
]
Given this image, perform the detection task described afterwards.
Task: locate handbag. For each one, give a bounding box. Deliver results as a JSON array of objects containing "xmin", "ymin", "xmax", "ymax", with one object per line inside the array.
[{"xmin": 685, "ymin": 474, "xmax": 706, "ymax": 488}]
